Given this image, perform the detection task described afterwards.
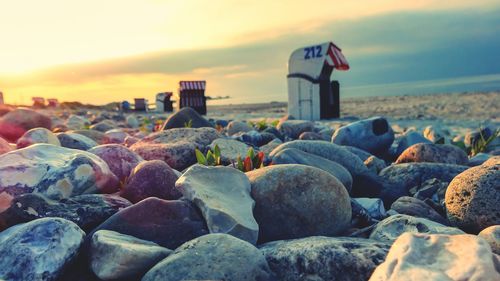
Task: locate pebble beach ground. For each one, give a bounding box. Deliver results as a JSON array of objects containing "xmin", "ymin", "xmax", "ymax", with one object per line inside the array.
[{"xmin": 0, "ymin": 91, "xmax": 499, "ymax": 281}]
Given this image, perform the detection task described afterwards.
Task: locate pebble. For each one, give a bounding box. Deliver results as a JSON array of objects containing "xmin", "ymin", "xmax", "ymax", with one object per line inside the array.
[
  {"xmin": 226, "ymin": 120, "xmax": 253, "ymax": 135},
  {"xmin": 390, "ymin": 196, "xmax": 448, "ymax": 225},
  {"xmin": 91, "ymin": 197, "xmax": 208, "ymax": 249},
  {"xmin": 369, "ymin": 233, "xmax": 500, "ymax": 281},
  {"xmin": 395, "ymin": 143, "xmax": 468, "ymax": 165},
  {"xmin": 161, "ymin": 107, "xmax": 213, "ymax": 129},
  {"xmin": 247, "ymin": 164, "xmax": 351, "ymax": 243},
  {"xmin": 0, "ymin": 108, "xmax": 52, "ymax": 142},
  {"xmin": 16, "ymin": 127, "xmax": 61, "ymax": 148},
  {"xmin": 0, "ymin": 144, "xmax": 119, "ymax": 212},
  {"xmin": 276, "ymin": 119, "xmax": 315, "ymax": 139},
  {"xmin": 88, "ymin": 144, "xmax": 144, "ymax": 183},
  {"xmin": 0, "ymin": 218, "xmax": 85, "ymax": 281},
  {"xmin": 260, "ymin": 236, "xmax": 390, "ymax": 281},
  {"xmin": 478, "ymin": 225, "xmax": 500, "ymax": 255},
  {"xmin": 369, "ymin": 214, "xmax": 464, "ymax": 243},
  {"xmin": 90, "ymin": 230, "xmax": 171, "ymax": 280},
  {"xmin": 142, "ymin": 233, "xmax": 273, "ymax": 281},
  {"xmin": 332, "ymin": 116, "xmax": 395, "ymax": 155},
  {"xmin": 57, "ymin": 132, "xmax": 98, "ymax": 150},
  {"xmin": 445, "ymin": 160, "xmax": 500, "ymax": 233}
]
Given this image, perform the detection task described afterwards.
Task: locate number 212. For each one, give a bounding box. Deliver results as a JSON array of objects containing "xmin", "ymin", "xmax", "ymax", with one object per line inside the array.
[{"xmin": 304, "ymin": 45, "xmax": 322, "ymax": 59}]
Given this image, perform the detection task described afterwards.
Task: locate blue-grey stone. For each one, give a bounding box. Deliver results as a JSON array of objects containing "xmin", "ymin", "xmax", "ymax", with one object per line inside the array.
[
  {"xmin": 0, "ymin": 218, "xmax": 85, "ymax": 281},
  {"xmin": 57, "ymin": 132, "xmax": 98, "ymax": 150}
]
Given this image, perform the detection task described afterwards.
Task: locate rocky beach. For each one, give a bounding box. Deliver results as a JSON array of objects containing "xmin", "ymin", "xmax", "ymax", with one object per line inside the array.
[{"xmin": 0, "ymin": 91, "xmax": 499, "ymax": 281}]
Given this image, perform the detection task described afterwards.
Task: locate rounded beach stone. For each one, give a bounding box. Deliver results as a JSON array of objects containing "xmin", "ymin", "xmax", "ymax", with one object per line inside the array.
[
  {"xmin": 227, "ymin": 121, "xmax": 252, "ymax": 135},
  {"xmin": 176, "ymin": 164, "xmax": 258, "ymax": 244},
  {"xmin": 16, "ymin": 127, "xmax": 61, "ymax": 148},
  {"xmin": 260, "ymin": 236, "xmax": 390, "ymax": 281},
  {"xmin": 142, "ymin": 233, "xmax": 272, "ymax": 281},
  {"xmin": 369, "ymin": 214, "xmax": 464, "ymax": 243},
  {"xmin": 65, "ymin": 114, "xmax": 90, "ymax": 130},
  {"xmin": 90, "ymin": 121, "xmax": 115, "ymax": 132},
  {"xmin": 0, "ymin": 144, "xmax": 119, "ymax": 213},
  {"xmin": 121, "ymin": 160, "xmax": 181, "ymax": 203},
  {"xmin": 88, "ymin": 144, "xmax": 143, "ymax": 183},
  {"xmin": 395, "ymin": 130, "xmax": 432, "ymax": 156},
  {"xmin": 102, "ymin": 129, "xmax": 129, "ymax": 144},
  {"xmin": 0, "ymin": 108, "xmax": 52, "ymax": 142},
  {"xmin": 331, "ymin": 116, "xmax": 394, "ymax": 155},
  {"xmin": 395, "ymin": 143, "xmax": 468, "ymax": 165},
  {"xmin": 69, "ymin": 129, "xmax": 106, "ymax": 144},
  {"xmin": 90, "ymin": 230, "xmax": 171, "ymax": 280},
  {"xmin": 91, "ymin": 198, "xmax": 208, "ymax": 249},
  {"xmin": 390, "ymin": 196, "xmax": 448, "ymax": 225},
  {"xmin": 247, "ymin": 164, "xmax": 351, "ymax": 243},
  {"xmin": 271, "ymin": 147, "xmax": 352, "ymax": 192},
  {"xmin": 478, "ymin": 225, "xmax": 500, "ymax": 255},
  {"xmin": 369, "ymin": 233, "xmax": 500, "ymax": 281},
  {"xmin": 0, "ymin": 193, "xmax": 132, "ymax": 232},
  {"xmin": 445, "ymin": 162, "xmax": 500, "ymax": 233},
  {"xmin": 161, "ymin": 107, "xmax": 213, "ymax": 129},
  {"xmin": 57, "ymin": 132, "xmax": 98, "ymax": 150},
  {"xmin": 0, "ymin": 217, "xmax": 85, "ymax": 281},
  {"xmin": 208, "ymin": 138, "xmax": 250, "ymax": 165},
  {"xmin": 298, "ymin": 131, "xmax": 325, "ymax": 140},
  {"xmin": 276, "ymin": 119, "xmax": 314, "ymax": 139}
]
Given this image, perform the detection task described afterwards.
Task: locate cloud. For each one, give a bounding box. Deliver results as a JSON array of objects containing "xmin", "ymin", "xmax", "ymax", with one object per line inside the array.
[{"xmin": 2, "ymin": 5, "xmax": 500, "ymax": 104}]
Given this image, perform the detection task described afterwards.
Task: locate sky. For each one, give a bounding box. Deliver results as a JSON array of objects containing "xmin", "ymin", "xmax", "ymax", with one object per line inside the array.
[{"xmin": 1, "ymin": 0, "xmax": 500, "ymax": 105}]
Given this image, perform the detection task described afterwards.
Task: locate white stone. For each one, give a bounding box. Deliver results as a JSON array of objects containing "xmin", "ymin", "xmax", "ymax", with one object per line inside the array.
[{"xmin": 369, "ymin": 233, "xmax": 500, "ymax": 281}]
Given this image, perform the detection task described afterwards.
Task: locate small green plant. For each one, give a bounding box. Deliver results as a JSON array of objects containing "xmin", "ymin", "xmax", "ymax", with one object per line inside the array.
[
  {"xmin": 248, "ymin": 119, "xmax": 280, "ymax": 131},
  {"xmin": 234, "ymin": 147, "xmax": 265, "ymax": 172},
  {"xmin": 184, "ymin": 119, "xmax": 193, "ymax": 128},
  {"xmin": 195, "ymin": 145, "xmax": 221, "ymax": 166},
  {"xmin": 470, "ymin": 128, "xmax": 499, "ymax": 156}
]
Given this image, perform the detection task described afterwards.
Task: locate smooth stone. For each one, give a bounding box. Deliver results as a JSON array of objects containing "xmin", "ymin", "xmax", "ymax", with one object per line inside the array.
[
  {"xmin": 0, "ymin": 193, "xmax": 131, "ymax": 232},
  {"xmin": 247, "ymin": 164, "xmax": 351, "ymax": 243},
  {"xmin": 364, "ymin": 155, "xmax": 387, "ymax": 174},
  {"xmin": 121, "ymin": 160, "xmax": 181, "ymax": 203},
  {"xmin": 353, "ymin": 198, "xmax": 387, "ymax": 220},
  {"xmin": 124, "ymin": 135, "xmax": 140, "ymax": 147},
  {"xmin": 88, "ymin": 144, "xmax": 143, "ymax": 183},
  {"xmin": 0, "ymin": 136, "xmax": 13, "ymax": 155},
  {"xmin": 161, "ymin": 107, "xmax": 213, "ymax": 129},
  {"xmin": 270, "ymin": 140, "xmax": 370, "ymax": 178},
  {"xmin": 276, "ymin": 120, "xmax": 314, "ymax": 139},
  {"xmin": 396, "ymin": 143, "xmax": 468, "ymax": 165},
  {"xmin": 102, "ymin": 129, "xmax": 129, "ymax": 144},
  {"xmin": 332, "ymin": 117, "xmax": 394, "ymax": 155},
  {"xmin": 390, "ymin": 196, "xmax": 448, "ymax": 225},
  {"xmin": 369, "ymin": 214, "xmax": 464, "ymax": 243},
  {"xmin": 208, "ymin": 138, "xmax": 251, "ymax": 165},
  {"xmin": 176, "ymin": 165, "xmax": 258, "ymax": 244},
  {"xmin": 90, "ymin": 121, "xmax": 115, "ymax": 132},
  {"xmin": 271, "ymin": 148, "xmax": 353, "ymax": 192},
  {"xmin": 262, "ymin": 126, "xmax": 284, "ymax": 141},
  {"xmin": 411, "ymin": 177, "xmax": 449, "ymax": 204},
  {"xmin": 90, "ymin": 230, "xmax": 172, "ymax": 280},
  {"xmin": 130, "ymin": 128, "xmax": 220, "ymax": 170},
  {"xmin": 92, "ymin": 198, "xmax": 208, "ymax": 249},
  {"xmin": 445, "ymin": 161, "xmax": 500, "ymax": 233},
  {"xmin": 0, "ymin": 108, "xmax": 52, "ymax": 142},
  {"xmin": 469, "ymin": 152, "xmax": 491, "ymax": 166},
  {"xmin": 226, "ymin": 121, "xmax": 252, "ymax": 135},
  {"xmin": 260, "ymin": 236, "xmax": 390, "ymax": 281},
  {"xmin": 69, "ymin": 129, "xmax": 106, "ymax": 144},
  {"xmin": 66, "ymin": 114, "xmax": 90, "ymax": 130},
  {"xmin": 126, "ymin": 115, "xmax": 140, "ymax": 128},
  {"xmin": 142, "ymin": 233, "xmax": 273, "ymax": 281},
  {"xmin": 259, "ymin": 138, "xmax": 282, "ymax": 156},
  {"xmin": 270, "ymin": 140, "xmax": 383, "ymax": 197},
  {"xmin": 395, "ymin": 131, "xmax": 432, "ymax": 156},
  {"xmin": 0, "ymin": 144, "xmax": 119, "ymax": 212},
  {"xmin": 16, "ymin": 127, "xmax": 61, "ymax": 148},
  {"xmin": 423, "ymin": 125, "xmax": 449, "ymax": 143},
  {"xmin": 298, "ymin": 131, "xmax": 325, "ymax": 140},
  {"xmin": 379, "ymin": 163, "xmax": 468, "ymax": 205},
  {"xmin": 350, "ymin": 199, "xmax": 378, "ymax": 229},
  {"xmin": 57, "ymin": 132, "xmax": 98, "ymax": 150},
  {"xmin": 369, "ymin": 233, "xmax": 500, "ymax": 281},
  {"xmin": 478, "ymin": 225, "xmax": 500, "ymax": 255},
  {"xmin": 0, "ymin": 218, "xmax": 85, "ymax": 281}
]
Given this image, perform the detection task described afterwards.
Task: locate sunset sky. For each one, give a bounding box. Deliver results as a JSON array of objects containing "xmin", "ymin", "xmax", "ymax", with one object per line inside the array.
[{"xmin": 1, "ymin": 0, "xmax": 500, "ymax": 105}]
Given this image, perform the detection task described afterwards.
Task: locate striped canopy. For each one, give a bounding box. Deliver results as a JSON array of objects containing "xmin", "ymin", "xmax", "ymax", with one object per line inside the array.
[
  {"xmin": 325, "ymin": 43, "xmax": 350, "ymax": 71},
  {"xmin": 179, "ymin": 81, "xmax": 206, "ymax": 91}
]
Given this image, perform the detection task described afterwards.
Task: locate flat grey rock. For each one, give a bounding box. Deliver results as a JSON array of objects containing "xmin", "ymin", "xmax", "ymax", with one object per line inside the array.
[{"xmin": 176, "ymin": 164, "xmax": 258, "ymax": 244}]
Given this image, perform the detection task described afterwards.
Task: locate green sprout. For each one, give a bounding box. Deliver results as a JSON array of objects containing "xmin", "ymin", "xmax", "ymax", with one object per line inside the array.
[
  {"xmin": 234, "ymin": 147, "xmax": 265, "ymax": 172},
  {"xmin": 195, "ymin": 144, "xmax": 221, "ymax": 166},
  {"xmin": 470, "ymin": 128, "xmax": 499, "ymax": 156}
]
